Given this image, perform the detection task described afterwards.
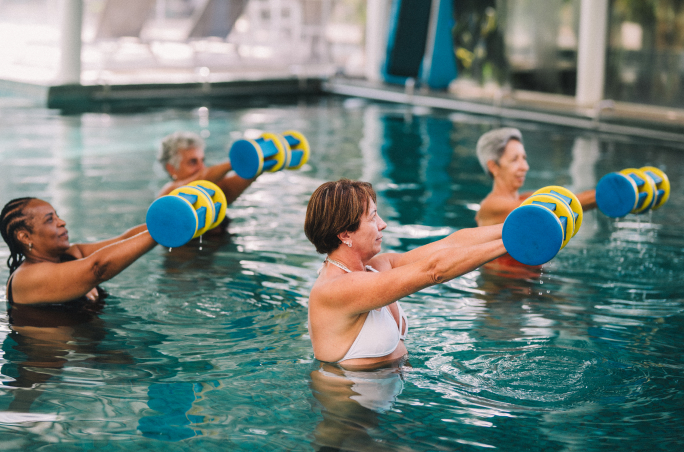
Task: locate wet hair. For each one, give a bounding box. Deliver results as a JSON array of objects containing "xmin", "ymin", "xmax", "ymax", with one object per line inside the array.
[
  {"xmin": 1, "ymin": 197, "xmax": 36, "ymax": 275},
  {"xmin": 158, "ymin": 131, "xmax": 205, "ymax": 171},
  {"xmin": 304, "ymin": 179, "xmax": 377, "ymax": 255},
  {"xmin": 476, "ymin": 128, "xmax": 523, "ymax": 178}
]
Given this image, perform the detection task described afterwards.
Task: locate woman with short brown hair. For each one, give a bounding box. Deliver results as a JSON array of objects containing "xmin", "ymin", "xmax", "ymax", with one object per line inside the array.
[{"xmin": 305, "ymin": 179, "xmax": 507, "ymax": 368}]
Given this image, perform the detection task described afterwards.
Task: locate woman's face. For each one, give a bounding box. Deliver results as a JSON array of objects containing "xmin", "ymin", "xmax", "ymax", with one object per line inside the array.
[
  {"xmin": 493, "ymin": 139, "xmax": 529, "ymax": 190},
  {"xmin": 349, "ymin": 199, "xmax": 386, "ymax": 258},
  {"xmin": 23, "ymin": 199, "xmax": 70, "ymax": 255},
  {"xmin": 170, "ymin": 147, "xmax": 206, "ymax": 180}
]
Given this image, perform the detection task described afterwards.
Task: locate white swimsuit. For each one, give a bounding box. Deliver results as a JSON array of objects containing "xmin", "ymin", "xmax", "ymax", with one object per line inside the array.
[{"xmin": 314, "ymin": 259, "xmax": 409, "ymax": 363}]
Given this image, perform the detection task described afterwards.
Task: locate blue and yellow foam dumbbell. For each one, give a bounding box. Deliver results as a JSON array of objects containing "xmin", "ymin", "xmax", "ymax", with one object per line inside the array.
[
  {"xmin": 228, "ymin": 130, "xmax": 310, "ymax": 179},
  {"xmin": 595, "ymin": 167, "xmax": 670, "ymax": 218},
  {"xmin": 502, "ymin": 186, "xmax": 583, "ymax": 266},
  {"xmin": 146, "ymin": 180, "xmax": 227, "ymax": 248}
]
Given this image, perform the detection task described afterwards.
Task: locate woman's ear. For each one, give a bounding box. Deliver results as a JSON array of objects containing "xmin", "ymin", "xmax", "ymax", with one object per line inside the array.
[
  {"xmin": 165, "ymin": 163, "xmax": 178, "ymax": 180},
  {"xmin": 486, "ymin": 159, "xmax": 498, "ymax": 177},
  {"xmin": 15, "ymin": 229, "xmax": 30, "ymax": 248},
  {"xmin": 337, "ymin": 231, "xmax": 352, "ymax": 243}
]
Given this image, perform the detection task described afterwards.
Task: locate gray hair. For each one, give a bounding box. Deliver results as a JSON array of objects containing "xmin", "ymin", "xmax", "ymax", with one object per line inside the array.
[
  {"xmin": 476, "ymin": 128, "xmax": 523, "ymax": 177},
  {"xmin": 158, "ymin": 131, "xmax": 205, "ymax": 170}
]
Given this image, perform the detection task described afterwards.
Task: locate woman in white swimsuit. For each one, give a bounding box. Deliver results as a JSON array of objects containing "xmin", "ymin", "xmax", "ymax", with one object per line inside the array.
[{"xmin": 304, "ymin": 179, "xmax": 508, "ymax": 368}]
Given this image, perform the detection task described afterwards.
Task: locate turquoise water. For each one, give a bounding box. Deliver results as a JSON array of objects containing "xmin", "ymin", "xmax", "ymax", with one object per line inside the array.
[{"xmin": 0, "ymin": 95, "xmax": 683, "ymax": 451}]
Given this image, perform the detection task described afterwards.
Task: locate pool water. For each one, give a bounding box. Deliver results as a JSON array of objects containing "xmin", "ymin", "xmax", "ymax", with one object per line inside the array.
[{"xmin": 0, "ymin": 95, "xmax": 683, "ymax": 451}]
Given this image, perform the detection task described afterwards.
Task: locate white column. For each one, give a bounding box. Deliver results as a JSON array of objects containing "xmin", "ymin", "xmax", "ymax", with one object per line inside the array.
[
  {"xmin": 365, "ymin": 0, "xmax": 391, "ymax": 82},
  {"xmin": 57, "ymin": 0, "xmax": 83, "ymax": 85},
  {"xmin": 575, "ymin": 0, "xmax": 609, "ymax": 106}
]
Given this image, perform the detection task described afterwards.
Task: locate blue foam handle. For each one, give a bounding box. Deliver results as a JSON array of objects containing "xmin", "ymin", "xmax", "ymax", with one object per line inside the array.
[
  {"xmin": 146, "ymin": 196, "xmax": 197, "ymax": 248},
  {"xmin": 256, "ymin": 138, "xmax": 279, "ymax": 159},
  {"xmin": 628, "ymin": 173, "xmax": 645, "ymax": 187},
  {"xmin": 284, "ymin": 135, "xmax": 300, "ymax": 147},
  {"xmin": 532, "ymin": 200, "xmax": 557, "ymax": 211},
  {"xmin": 502, "ymin": 204, "xmax": 564, "ymax": 266},
  {"xmin": 550, "ymin": 190, "xmax": 573, "ymax": 206},
  {"xmin": 263, "ymin": 159, "xmax": 277, "ymax": 170},
  {"xmin": 195, "ymin": 185, "xmax": 215, "ymax": 197},
  {"xmin": 289, "ymin": 150, "xmax": 303, "ymax": 167},
  {"xmin": 196, "ymin": 206, "xmax": 206, "ymax": 230},
  {"xmin": 636, "ymin": 192, "xmax": 648, "ymax": 209},
  {"xmin": 229, "ymin": 139, "xmax": 261, "ymax": 179},
  {"xmin": 177, "ymin": 192, "xmax": 198, "ymax": 205},
  {"xmin": 644, "ymin": 170, "xmax": 662, "ymax": 184},
  {"xmin": 596, "ymin": 173, "xmax": 638, "ymax": 218},
  {"xmin": 213, "ymin": 202, "xmax": 221, "ymax": 222}
]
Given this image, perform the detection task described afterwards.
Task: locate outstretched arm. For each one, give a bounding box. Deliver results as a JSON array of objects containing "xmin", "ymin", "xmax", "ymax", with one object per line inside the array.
[
  {"xmin": 317, "ymin": 235, "xmax": 506, "ymax": 315},
  {"xmin": 372, "ymin": 224, "xmax": 504, "ymax": 270},
  {"xmin": 10, "ymin": 230, "xmax": 157, "ymax": 305},
  {"xmin": 157, "ymin": 161, "xmax": 234, "ymax": 197},
  {"xmin": 577, "ymin": 188, "xmax": 596, "ymax": 211},
  {"xmin": 68, "ymin": 224, "xmax": 149, "ymax": 258}
]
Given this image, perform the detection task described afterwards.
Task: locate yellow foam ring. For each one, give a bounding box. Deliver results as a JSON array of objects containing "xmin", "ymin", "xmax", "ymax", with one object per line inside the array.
[
  {"xmin": 188, "ymin": 180, "xmax": 228, "ymax": 229},
  {"xmin": 275, "ymin": 132, "xmax": 293, "ymax": 169},
  {"xmin": 521, "ymin": 193, "xmax": 575, "ymax": 249},
  {"xmin": 640, "ymin": 166, "xmax": 670, "ymax": 210},
  {"xmin": 261, "ymin": 132, "xmax": 287, "ymax": 172},
  {"xmin": 282, "ymin": 130, "xmax": 310, "ymax": 169},
  {"xmin": 532, "ymin": 185, "xmax": 584, "ymax": 237},
  {"xmin": 620, "ymin": 168, "xmax": 656, "ymax": 214},
  {"xmin": 170, "ymin": 185, "xmax": 215, "ymax": 237}
]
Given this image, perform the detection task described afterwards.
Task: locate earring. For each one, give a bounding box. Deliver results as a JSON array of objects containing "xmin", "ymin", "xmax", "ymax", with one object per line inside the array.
[
  {"xmin": 345, "ymin": 241, "xmax": 352, "ymax": 248},
  {"xmin": 28, "ymin": 243, "xmax": 33, "ymax": 251}
]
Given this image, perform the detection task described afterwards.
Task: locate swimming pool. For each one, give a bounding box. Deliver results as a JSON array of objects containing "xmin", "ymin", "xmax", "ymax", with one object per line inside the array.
[{"xmin": 0, "ymin": 94, "xmax": 683, "ymax": 451}]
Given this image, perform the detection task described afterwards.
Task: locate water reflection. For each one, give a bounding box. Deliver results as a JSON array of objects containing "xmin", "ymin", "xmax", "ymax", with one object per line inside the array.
[
  {"xmin": 0, "ymin": 297, "xmax": 131, "ymax": 412},
  {"xmin": 309, "ymin": 361, "xmax": 407, "ymax": 451}
]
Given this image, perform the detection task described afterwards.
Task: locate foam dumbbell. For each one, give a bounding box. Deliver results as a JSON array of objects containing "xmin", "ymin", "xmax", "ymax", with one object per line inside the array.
[
  {"xmin": 502, "ymin": 186, "xmax": 583, "ymax": 266},
  {"xmin": 229, "ymin": 130, "xmax": 310, "ymax": 179},
  {"xmin": 282, "ymin": 130, "xmax": 310, "ymax": 170},
  {"xmin": 595, "ymin": 167, "xmax": 670, "ymax": 218},
  {"xmin": 146, "ymin": 180, "xmax": 227, "ymax": 248}
]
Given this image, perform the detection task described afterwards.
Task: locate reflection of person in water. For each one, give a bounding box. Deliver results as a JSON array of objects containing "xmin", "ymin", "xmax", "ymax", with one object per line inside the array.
[
  {"xmin": 309, "ymin": 362, "xmax": 405, "ymax": 451},
  {"xmin": 0, "ymin": 300, "xmax": 119, "ymax": 411}
]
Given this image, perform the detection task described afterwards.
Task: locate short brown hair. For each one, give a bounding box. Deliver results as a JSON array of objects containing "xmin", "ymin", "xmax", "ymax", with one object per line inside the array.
[{"xmin": 304, "ymin": 179, "xmax": 377, "ymax": 254}]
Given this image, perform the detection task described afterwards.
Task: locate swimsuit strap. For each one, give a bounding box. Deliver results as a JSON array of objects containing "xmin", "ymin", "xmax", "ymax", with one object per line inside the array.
[
  {"xmin": 6, "ymin": 273, "xmax": 14, "ymax": 304},
  {"xmin": 319, "ymin": 257, "xmax": 378, "ymax": 274},
  {"xmin": 325, "ymin": 257, "xmax": 351, "ymax": 273}
]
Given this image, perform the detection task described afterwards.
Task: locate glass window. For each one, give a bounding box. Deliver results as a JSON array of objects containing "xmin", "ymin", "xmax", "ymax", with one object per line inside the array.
[{"xmin": 605, "ymin": 0, "xmax": 684, "ymax": 107}]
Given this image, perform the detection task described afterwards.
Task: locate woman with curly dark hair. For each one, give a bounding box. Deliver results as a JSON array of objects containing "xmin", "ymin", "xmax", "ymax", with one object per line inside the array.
[{"xmin": 1, "ymin": 197, "xmax": 156, "ymax": 305}]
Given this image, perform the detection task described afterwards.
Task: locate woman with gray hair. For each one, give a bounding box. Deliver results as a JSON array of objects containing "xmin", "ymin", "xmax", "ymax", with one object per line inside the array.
[
  {"xmin": 157, "ymin": 131, "xmax": 255, "ymax": 206},
  {"xmin": 475, "ymin": 128, "xmax": 596, "ymax": 228}
]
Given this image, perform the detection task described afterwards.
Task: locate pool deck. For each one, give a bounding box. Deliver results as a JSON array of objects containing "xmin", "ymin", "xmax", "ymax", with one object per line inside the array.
[{"xmin": 2, "ymin": 66, "xmax": 684, "ymax": 145}]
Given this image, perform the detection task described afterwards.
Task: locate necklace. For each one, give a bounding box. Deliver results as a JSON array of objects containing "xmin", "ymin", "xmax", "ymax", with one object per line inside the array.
[{"xmin": 324, "ymin": 257, "xmax": 352, "ymax": 273}]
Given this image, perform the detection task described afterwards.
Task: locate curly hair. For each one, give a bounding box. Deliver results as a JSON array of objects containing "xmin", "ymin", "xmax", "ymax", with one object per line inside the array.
[{"xmin": 1, "ymin": 197, "xmax": 36, "ymax": 275}]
